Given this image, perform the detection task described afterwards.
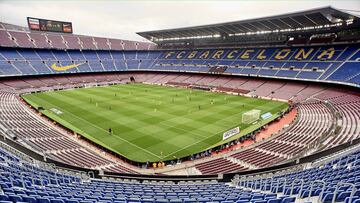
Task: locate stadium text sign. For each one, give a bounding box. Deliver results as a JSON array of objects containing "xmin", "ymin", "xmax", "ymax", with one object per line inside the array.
[{"xmin": 223, "ymin": 127, "xmax": 240, "ymax": 140}]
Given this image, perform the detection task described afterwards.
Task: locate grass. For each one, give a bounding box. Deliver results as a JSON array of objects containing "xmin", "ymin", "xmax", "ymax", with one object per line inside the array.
[{"xmin": 22, "ymin": 83, "xmax": 288, "ymax": 163}]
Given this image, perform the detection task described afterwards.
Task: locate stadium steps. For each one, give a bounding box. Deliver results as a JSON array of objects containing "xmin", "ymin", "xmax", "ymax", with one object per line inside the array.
[
  {"xmin": 98, "ymin": 163, "xmax": 115, "ymax": 170},
  {"xmin": 46, "ymin": 147, "xmax": 83, "ymax": 154},
  {"xmin": 254, "ymin": 148, "xmax": 288, "ymax": 159},
  {"xmin": 346, "ymin": 70, "xmax": 360, "ymax": 82},
  {"xmin": 186, "ymin": 166, "xmax": 202, "ymax": 176},
  {"xmin": 295, "ymin": 196, "xmax": 319, "ymax": 203},
  {"xmin": 225, "ymin": 156, "xmax": 257, "ymax": 170},
  {"xmin": 317, "ymin": 62, "xmax": 334, "ymax": 80},
  {"xmin": 288, "ymin": 85, "xmax": 309, "ymax": 101},
  {"xmin": 324, "ymin": 51, "xmax": 357, "ymax": 80},
  {"xmin": 265, "ymin": 82, "xmax": 288, "ymax": 97}
]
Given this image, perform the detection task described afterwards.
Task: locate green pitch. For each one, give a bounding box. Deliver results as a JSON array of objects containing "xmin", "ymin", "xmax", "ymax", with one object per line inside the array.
[{"xmin": 22, "ymin": 83, "xmax": 288, "ymax": 163}]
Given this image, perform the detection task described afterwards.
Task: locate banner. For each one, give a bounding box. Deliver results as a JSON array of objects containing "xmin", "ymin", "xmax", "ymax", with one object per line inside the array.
[
  {"xmin": 223, "ymin": 126, "xmax": 240, "ymax": 140},
  {"xmin": 261, "ymin": 112, "xmax": 272, "ymax": 120}
]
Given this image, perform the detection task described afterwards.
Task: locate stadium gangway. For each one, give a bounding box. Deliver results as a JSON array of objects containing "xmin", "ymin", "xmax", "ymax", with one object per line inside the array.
[
  {"xmin": 305, "ymin": 180, "xmax": 326, "ymax": 202},
  {"xmin": 231, "ymin": 174, "xmax": 240, "ymax": 187},
  {"xmin": 88, "ymin": 171, "xmax": 95, "ymax": 179},
  {"xmin": 331, "ymin": 182, "xmax": 356, "ymax": 203}
]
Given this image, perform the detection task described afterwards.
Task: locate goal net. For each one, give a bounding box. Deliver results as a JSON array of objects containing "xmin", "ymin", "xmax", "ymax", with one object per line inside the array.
[{"xmin": 242, "ymin": 109, "xmax": 261, "ymax": 124}]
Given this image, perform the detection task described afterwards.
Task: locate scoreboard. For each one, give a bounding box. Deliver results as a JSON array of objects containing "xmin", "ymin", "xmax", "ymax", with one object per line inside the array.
[{"xmin": 27, "ymin": 17, "xmax": 73, "ymax": 33}]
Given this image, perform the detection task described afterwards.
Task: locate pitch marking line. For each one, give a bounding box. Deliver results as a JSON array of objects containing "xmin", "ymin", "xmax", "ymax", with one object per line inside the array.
[
  {"xmin": 163, "ymin": 103, "xmax": 283, "ymax": 158},
  {"xmin": 34, "ymin": 95, "xmax": 162, "ymax": 159}
]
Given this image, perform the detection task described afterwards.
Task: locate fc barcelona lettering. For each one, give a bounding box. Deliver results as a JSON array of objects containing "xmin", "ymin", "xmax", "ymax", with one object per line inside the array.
[{"xmin": 162, "ymin": 47, "xmax": 338, "ymax": 61}]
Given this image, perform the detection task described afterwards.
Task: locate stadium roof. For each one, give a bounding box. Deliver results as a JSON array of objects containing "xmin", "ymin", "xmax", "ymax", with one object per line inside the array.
[{"xmin": 137, "ymin": 6, "xmax": 359, "ymax": 42}]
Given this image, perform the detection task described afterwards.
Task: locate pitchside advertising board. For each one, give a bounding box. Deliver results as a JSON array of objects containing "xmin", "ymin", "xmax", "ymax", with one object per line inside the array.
[
  {"xmin": 223, "ymin": 127, "xmax": 240, "ymax": 140},
  {"xmin": 27, "ymin": 17, "xmax": 73, "ymax": 33}
]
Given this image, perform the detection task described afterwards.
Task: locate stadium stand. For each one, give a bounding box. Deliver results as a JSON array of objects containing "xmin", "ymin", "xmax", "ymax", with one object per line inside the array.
[
  {"xmin": 0, "ymin": 44, "xmax": 358, "ymax": 85},
  {"xmin": 0, "ymin": 30, "xmax": 17, "ymax": 47},
  {"xmin": 0, "ymin": 89, "xmax": 137, "ymax": 173},
  {"xmin": 27, "ymin": 32, "xmax": 50, "ymax": 49},
  {"xmin": 8, "ymin": 31, "xmax": 34, "ymax": 48},
  {"xmin": 47, "ymin": 34, "xmax": 67, "ymax": 49},
  {"xmin": 0, "ymin": 22, "xmax": 155, "ymax": 51},
  {"xmin": 0, "ymin": 71, "xmax": 359, "ymax": 176},
  {"xmin": 0, "ymin": 7, "xmax": 359, "ymax": 201},
  {"xmin": 1, "ymin": 129, "xmax": 360, "ymax": 202},
  {"xmin": 233, "ymin": 146, "xmax": 360, "ymax": 203}
]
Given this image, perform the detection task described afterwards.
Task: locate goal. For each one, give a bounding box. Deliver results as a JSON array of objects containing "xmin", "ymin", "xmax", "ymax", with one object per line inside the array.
[{"xmin": 242, "ymin": 109, "xmax": 261, "ymax": 124}]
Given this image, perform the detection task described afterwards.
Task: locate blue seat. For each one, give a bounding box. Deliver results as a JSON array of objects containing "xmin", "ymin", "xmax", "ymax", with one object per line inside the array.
[
  {"xmin": 267, "ymin": 199, "xmax": 281, "ymax": 203},
  {"xmin": 337, "ymin": 191, "xmax": 352, "ymax": 202},
  {"xmin": 183, "ymin": 198, "xmax": 197, "ymax": 203},
  {"xmin": 22, "ymin": 196, "xmax": 37, "ymax": 203},
  {"xmin": 345, "ymin": 196, "xmax": 360, "ymax": 203},
  {"xmin": 154, "ymin": 199, "xmax": 168, "ymax": 203},
  {"xmin": 321, "ymin": 192, "xmax": 334, "ymax": 203},
  {"xmin": 141, "ymin": 198, "xmax": 155, "ymax": 203},
  {"xmin": 253, "ymin": 200, "xmax": 267, "ymax": 203},
  {"xmin": 169, "ymin": 199, "xmax": 182, "ymax": 203},
  {"xmin": 128, "ymin": 197, "xmax": 140, "ymax": 202},
  {"xmin": 0, "ymin": 195, "xmax": 8, "ymax": 201},
  {"xmin": 198, "ymin": 197, "xmax": 211, "ymax": 203},
  {"xmin": 8, "ymin": 195, "xmax": 22, "ymax": 202},
  {"xmin": 51, "ymin": 200, "xmax": 65, "ymax": 203},
  {"xmin": 38, "ymin": 197, "xmax": 52, "ymax": 203},
  {"xmin": 213, "ymin": 197, "xmax": 226, "ymax": 202},
  {"xmin": 280, "ymin": 197, "xmax": 295, "ymax": 203},
  {"xmin": 265, "ymin": 194, "xmax": 277, "ymax": 199}
]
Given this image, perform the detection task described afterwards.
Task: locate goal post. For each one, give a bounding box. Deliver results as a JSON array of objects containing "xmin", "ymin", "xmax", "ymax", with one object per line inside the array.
[{"xmin": 242, "ymin": 109, "xmax": 261, "ymax": 124}]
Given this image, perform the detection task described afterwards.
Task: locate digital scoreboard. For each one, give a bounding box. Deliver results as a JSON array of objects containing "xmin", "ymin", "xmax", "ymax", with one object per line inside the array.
[{"xmin": 27, "ymin": 17, "xmax": 73, "ymax": 33}]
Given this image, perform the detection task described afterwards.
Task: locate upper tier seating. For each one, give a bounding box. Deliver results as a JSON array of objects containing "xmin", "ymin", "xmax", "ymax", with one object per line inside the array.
[
  {"xmin": 0, "ymin": 30, "xmax": 17, "ymax": 47},
  {"xmin": 0, "ymin": 24, "xmax": 153, "ymax": 51},
  {"xmin": 8, "ymin": 31, "xmax": 34, "ymax": 48},
  {"xmin": 0, "ymin": 44, "xmax": 359, "ymax": 85}
]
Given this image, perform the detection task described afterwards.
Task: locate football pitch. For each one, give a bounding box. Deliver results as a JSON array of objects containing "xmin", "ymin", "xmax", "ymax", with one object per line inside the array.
[{"xmin": 22, "ymin": 83, "xmax": 289, "ymax": 163}]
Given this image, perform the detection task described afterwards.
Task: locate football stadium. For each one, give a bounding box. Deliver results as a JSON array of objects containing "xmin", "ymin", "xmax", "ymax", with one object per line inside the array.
[{"xmin": 0, "ymin": 0, "xmax": 359, "ymax": 202}]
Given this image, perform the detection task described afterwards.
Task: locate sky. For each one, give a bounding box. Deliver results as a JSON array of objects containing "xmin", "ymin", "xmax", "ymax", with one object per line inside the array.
[{"xmin": 0, "ymin": 0, "xmax": 359, "ymax": 41}]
